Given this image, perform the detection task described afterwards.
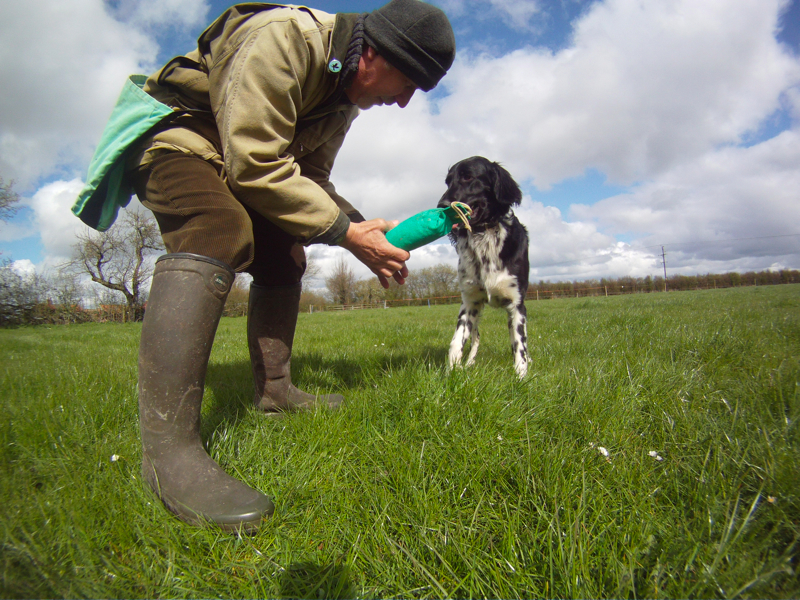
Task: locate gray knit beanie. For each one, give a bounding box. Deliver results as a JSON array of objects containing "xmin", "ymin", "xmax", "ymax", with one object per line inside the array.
[{"xmin": 363, "ymin": 0, "xmax": 456, "ymax": 92}]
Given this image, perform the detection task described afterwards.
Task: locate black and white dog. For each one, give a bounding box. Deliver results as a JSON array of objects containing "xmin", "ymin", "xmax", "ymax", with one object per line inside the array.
[{"xmin": 438, "ymin": 156, "xmax": 530, "ymax": 378}]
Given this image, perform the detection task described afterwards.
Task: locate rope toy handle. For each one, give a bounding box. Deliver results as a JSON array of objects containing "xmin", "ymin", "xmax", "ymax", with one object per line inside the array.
[{"xmin": 449, "ymin": 202, "xmax": 473, "ymax": 232}]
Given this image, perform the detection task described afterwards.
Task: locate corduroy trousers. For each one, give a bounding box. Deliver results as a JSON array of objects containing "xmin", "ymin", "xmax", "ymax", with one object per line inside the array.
[{"xmin": 132, "ymin": 152, "xmax": 306, "ymax": 287}]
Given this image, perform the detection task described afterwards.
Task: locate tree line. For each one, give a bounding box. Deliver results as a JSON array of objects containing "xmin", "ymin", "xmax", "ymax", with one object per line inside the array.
[
  {"xmin": 1, "ymin": 177, "xmax": 798, "ymax": 325},
  {"xmin": 311, "ymin": 253, "xmax": 800, "ymax": 311}
]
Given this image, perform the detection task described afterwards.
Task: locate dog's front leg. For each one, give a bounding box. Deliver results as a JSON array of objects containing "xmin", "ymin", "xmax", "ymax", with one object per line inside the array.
[
  {"xmin": 447, "ymin": 304, "xmax": 471, "ymax": 370},
  {"xmin": 448, "ymin": 299, "xmax": 483, "ymax": 370},
  {"xmin": 507, "ymin": 301, "xmax": 529, "ymax": 378},
  {"xmin": 463, "ymin": 302, "xmax": 483, "ymax": 367}
]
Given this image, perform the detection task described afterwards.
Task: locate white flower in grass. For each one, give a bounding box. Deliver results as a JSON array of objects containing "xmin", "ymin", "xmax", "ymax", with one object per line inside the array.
[
  {"xmin": 110, "ymin": 454, "xmax": 120, "ymax": 462},
  {"xmin": 648, "ymin": 450, "xmax": 664, "ymax": 462},
  {"xmin": 497, "ymin": 435, "xmax": 503, "ymax": 441},
  {"xmin": 597, "ymin": 446, "xmax": 609, "ymax": 458}
]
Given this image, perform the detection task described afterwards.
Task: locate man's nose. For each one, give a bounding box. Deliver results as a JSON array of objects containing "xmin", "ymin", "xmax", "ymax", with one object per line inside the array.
[{"xmin": 395, "ymin": 88, "xmax": 416, "ymax": 108}]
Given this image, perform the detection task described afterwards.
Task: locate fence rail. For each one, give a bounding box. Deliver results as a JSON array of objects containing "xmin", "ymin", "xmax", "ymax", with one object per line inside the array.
[{"xmin": 313, "ymin": 286, "xmax": 616, "ymax": 312}]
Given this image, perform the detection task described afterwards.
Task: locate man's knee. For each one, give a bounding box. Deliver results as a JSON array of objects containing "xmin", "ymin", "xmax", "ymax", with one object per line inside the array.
[
  {"xmin": 247, "ymin": 243, "xmax": 306, "ymax": 287},
  {"xmin": 133, "ymin": 153, "xmax": 256, "ymax": 271}
]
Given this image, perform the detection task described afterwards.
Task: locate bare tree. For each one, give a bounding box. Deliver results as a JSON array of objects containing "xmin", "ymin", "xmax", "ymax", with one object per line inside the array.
[
  {"xmin": 302, "ymin": 250, "xmax": 322, "ymax": 286},
  {"xmin": 63, "ymin": 208, "xmax": 164, "ymax": 322},
  {"xmin": 325, "ymin": 255, "xmax": 357, "ymax": 306},
  {"xmin": 0, "ymin": 177, "xmax": 20, "ymax": 223},
  {"xmin": 38, "ymin": 270, "xmax": 80, "ymax": 306}
]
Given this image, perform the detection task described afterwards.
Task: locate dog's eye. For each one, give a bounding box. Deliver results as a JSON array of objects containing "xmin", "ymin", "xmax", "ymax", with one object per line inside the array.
[{"xmin": 462, "ymin": 175, "xmax": 473, "ymax": 182}]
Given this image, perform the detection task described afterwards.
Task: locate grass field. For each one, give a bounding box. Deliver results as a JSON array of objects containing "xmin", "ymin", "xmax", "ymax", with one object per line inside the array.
[{"xmin": 1, "ymin": 285, "xmax": 798, "ymax": 598}]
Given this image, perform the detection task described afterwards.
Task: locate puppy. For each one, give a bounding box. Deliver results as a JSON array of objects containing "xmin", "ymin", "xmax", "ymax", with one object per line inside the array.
[{"xmin": 438, "ymin": 156, "xmax": 530, "ymax": 378}]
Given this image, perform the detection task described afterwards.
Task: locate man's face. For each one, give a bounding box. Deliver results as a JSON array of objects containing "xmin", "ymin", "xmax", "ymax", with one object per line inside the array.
[{"xmin": 346, "ymin": 46, "xmax": 418, "ymax": 110}]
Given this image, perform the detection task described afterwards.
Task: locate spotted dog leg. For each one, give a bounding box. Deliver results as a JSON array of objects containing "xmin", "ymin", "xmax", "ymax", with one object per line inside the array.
[
  {"xmin": 507, "ymin": 300, "xmax": 529, "ymax": 378},
  {"xmin": 448, "ymin": 297, "xmax": 484, "ymax": 371},
  {"xmin": 463, "ymin": 300, "xmax": 484, "ymax": 367}
]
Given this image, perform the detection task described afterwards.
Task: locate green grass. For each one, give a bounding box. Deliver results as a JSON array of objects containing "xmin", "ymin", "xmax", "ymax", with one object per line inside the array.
[{"xmin": 1, "ymin": 285, "xmax": 798, "ymax": 598}]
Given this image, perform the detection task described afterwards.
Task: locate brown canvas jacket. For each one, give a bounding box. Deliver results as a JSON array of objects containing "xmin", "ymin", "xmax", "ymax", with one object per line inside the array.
[{"xmin": 135, "ymin": 3, "xmax": 362, "ymax": 245}]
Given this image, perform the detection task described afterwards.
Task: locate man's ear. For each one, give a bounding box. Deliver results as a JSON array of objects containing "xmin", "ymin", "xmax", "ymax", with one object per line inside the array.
[
  {"xmin": 492, "ymin": 162, "xmax": 522, "ymax": 205},
  {"xmin": 363, "ymin": 45, "xmax": 378, "ymax": 62}
]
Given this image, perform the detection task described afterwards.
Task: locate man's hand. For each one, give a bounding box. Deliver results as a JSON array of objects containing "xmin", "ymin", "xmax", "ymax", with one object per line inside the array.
[{"xmin": 339, "ymin": 219, "xmax": 410, "ymax": 289}]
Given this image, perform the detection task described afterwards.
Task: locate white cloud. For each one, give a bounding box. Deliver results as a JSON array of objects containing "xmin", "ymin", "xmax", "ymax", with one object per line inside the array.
[
  {"xmin": 0, "ymin": 1, "xmax": 168, "ymax": 187},
  {"xmin": 572, "ymin": 130, "xmax": 800, "ymax": 260},
  {"xmin": 0, "ymin": 217, "xmax": 34, "ymax": 244},
  {"xmin": 488, "ymin": 0, "xmax": 543, "ymax": 30},
  {"xmin": 341, "ymin": 0, "xmax": 800, "ymax": 197},
  {"xmin": 116, "ymin": 0, "xmax": 210, "ymax": 31},
  {"xmin": 333, "ymin": 97, "xmax": 459, "ymax": 222},
  {"xmin": 434, "ymin": 0, "xmax": 800, "ymax": 188},
  {"xmin": 10, "ymin": 259, "xmax": 36, "ymax": 279},
  {"xmin": 26, "ymin": 179, "xmax": 88, "ymax": 267},
  {"xmin": 438, "ymin": 0, "xmax": 544, "ymax": 31}
]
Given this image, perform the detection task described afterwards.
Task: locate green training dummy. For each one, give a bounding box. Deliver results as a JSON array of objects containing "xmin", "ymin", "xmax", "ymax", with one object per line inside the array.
[{"xmin": 385, "ymin": 202, "xmax": 472, "ymax": 251}]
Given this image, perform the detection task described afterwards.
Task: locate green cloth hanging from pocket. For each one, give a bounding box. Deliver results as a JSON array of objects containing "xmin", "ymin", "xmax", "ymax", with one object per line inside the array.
[
  {"xmin": 71, "ymin": 75, "xmax": 176, "ymax": 231},
  {"xmin": 385, "ymin": 203, "xmax": 471, "ymax": 251}
]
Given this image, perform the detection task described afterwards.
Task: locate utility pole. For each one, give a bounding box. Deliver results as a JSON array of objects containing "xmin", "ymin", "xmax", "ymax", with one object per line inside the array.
[{"xmin": 661, "ymin": 246, "xmax": 668, "ymax": 292}]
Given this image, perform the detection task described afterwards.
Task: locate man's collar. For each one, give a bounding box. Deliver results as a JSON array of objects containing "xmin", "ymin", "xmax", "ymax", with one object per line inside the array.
[{"xmin": 327, "ymin": 13, "xmax": 361, "ymax": 76}]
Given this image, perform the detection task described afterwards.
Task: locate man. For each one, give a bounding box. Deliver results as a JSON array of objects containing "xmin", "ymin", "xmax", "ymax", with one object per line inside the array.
[{"xmin": 130, "ymin": 0, "xmax": 455, "ymax": 531}]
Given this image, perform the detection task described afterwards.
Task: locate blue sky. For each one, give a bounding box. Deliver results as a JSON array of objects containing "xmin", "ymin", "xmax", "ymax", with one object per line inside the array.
[{"xmin": 1, "ymin": 0, "xmax": 799, "ymax": 285}]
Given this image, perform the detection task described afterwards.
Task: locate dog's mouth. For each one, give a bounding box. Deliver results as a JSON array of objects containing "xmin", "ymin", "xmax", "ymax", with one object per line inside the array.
[
  {"xmin": 441, "ymin": 200, "xmax": 477, "ymax": 229},
  {"xmin": 458, "ymin": 204, "xmax": 481, "ymax": 226}
]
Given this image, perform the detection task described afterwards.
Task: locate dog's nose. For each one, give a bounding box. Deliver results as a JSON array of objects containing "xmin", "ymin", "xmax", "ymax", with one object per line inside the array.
[{"xmin": 437, "ymin": 198, "xmax": 452, "ymax": 209}]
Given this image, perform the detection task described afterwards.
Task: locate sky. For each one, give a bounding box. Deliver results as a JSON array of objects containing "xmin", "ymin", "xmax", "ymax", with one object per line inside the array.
[{"xmin": 1, "ymin": 0, "xmax": 799, "ymax": 290}]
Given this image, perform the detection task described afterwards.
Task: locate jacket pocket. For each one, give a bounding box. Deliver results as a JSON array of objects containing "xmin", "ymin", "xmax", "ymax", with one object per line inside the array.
[{"xmin": 286, "ymin": 112, "xmax": 348, "ymax": 158}]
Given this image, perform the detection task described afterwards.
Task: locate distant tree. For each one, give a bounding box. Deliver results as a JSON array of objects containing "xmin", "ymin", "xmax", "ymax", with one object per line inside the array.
[
  {"xmin": 404, "ymin": 270, "xmax": 426, "ymax": 299},
  {"xmin": 224, "ymin": 273, "xmax": 252, "ymax": 318},
  {"xmin": 0, "ymin": 265, "xmax": 36, "ymax": 326},
  {"xmin": 325, "ymin": 255, "xmax": 357, "ymax": 305},
  {"xmin": 405, "ymin": 264, "xmax": 459, "ymax": 300},
  {"xmin": 354, "ymin": 277, "xmax": 386, "ymax": 305},
  {"xmin": 45, "ymin": 272, "xmax": 80, "ymax": 307},
  {"xmin": 299, "ymin": 289, "xmax": 328, "ymax": 313},
  {"xmin": 41, "ymin": 271, "xmax": 88, "ymax": 324},
  {"xmin": 426, "ymin": 264, "xmax": 459, "ymax": 297},
  {"xmin": 62, "ymin": 208, "xmax": 164, "ymax": 322},
  {"xmin": 0, "ymin": 177, "xmax": 20, "ymax": 223}
]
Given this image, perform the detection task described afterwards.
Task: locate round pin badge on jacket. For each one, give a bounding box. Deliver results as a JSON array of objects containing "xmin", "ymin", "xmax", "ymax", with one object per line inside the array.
[{"xmin": 328, "ymin": 59, "xmax": 342, "ymax": 73}]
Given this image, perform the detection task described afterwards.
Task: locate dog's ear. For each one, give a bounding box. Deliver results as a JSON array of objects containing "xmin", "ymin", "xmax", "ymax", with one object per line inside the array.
[{"xmin": 492, "ymin": 162, "xmax": 522, "ymax": 205}]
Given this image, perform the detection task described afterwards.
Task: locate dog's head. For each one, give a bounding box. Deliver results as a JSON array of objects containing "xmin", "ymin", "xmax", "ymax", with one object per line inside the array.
[{"xmin": 437, "ymin": 156, "xmax": 522, "ymax": 229}]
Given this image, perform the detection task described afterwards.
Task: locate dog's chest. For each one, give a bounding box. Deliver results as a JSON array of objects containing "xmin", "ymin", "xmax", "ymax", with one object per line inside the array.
[
  {"xmin": 457, "ymin": 227, "xmax": 506, "ymax": 272},
  {"xmin": 456, "ymin": 226, "xmax": 519, "ymax": 307}
]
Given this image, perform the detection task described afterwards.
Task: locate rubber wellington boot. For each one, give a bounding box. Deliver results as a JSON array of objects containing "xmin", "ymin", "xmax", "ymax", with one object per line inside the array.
[
  {"xmin": 247, "ymin": 283, "xmax": 344, "ymax": 412},
  {"xmin": 138, "ymin": 253, "xmax": 274, "ymax": 532}
]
